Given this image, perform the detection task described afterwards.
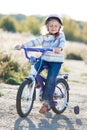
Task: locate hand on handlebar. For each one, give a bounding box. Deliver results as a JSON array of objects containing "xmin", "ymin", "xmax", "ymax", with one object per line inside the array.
[
  {"xmin": 14, "ymin": 45, "xmax": 22, "ymax": 50},
  {"xmin": 54, "ymin": 47, "xmax": 63, "ymax": 54}
]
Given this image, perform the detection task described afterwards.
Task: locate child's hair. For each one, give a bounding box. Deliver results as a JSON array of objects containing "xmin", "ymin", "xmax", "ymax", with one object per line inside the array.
[{"xmin": 45, "ymin": 32, "xmax": 60, "ymax": 39}]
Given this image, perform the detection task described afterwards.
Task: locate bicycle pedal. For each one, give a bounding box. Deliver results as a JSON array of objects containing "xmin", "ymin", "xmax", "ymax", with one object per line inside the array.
[
  {"xmin": 39, "ymin": 99, "xmax": 43, "ymax": 102},
  {"xmin": 49, "ymin": 101, "xmax": 58, "ymax": 107},
  {"xmin": 35, "ymin": 83, "xmax": 40, "ymax": 88}
]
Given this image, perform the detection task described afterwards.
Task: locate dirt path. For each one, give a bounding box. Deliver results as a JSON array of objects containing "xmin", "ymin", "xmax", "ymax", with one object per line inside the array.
[{"xmin": 0, "ymin": 60, "xmax": 87, "ymax": 130}]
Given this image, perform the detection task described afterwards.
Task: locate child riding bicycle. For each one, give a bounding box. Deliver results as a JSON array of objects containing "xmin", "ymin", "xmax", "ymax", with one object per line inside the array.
[{"xmin": 15, "ymin": 14, "xmax": 66, "ymax": 114}]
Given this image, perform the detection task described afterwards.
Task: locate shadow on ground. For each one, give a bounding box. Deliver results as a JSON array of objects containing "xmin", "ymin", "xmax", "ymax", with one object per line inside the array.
[{"xmin": 14, "ymin": 113, "xmax": 82, "ymax": 130}]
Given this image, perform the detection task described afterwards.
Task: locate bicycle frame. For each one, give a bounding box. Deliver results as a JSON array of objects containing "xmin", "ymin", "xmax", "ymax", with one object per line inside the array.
[
  {"xmin": 16, "ymin": 47, "xmax": 80, "ymax": 117},
  {"xmin": 24, "ymin": 48, "xmax": 70, "ymax": 101},
  {"xmin": 23, "ymin": 47, "xmax": 52, "ymax": 85}
]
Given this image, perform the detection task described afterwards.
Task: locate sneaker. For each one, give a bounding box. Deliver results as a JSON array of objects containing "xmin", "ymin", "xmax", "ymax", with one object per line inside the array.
[{"xmin": 39, "ymin": 104, "xmax": 48, "ymax": 114}]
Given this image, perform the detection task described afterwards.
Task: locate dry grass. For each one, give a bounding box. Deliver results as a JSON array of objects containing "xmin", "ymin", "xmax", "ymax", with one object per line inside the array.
[
  {"xmin": 0, "ymin": 30, "xmax": 87, "ymax": 66},
  {"xmin": 0, "ymin": 29, "xmax": 87, "ymax": 63},
  {"xmin": 0, "ymin": 31, "xmax": 87, "ymax": 130},
  {"xmin": 64, "ymin": 41, "xmax": 87, "ymax": 63}
]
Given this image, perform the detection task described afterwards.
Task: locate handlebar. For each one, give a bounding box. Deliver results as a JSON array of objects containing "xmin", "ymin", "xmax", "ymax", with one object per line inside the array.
[{"xmin": 22, "ymin": 47, "xmax": 53, "ymax": 62}]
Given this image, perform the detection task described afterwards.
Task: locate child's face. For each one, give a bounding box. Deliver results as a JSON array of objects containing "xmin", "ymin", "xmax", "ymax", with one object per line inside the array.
[{"xmin": 47, "ymin": 19, "xmax": 61, "ymax": 34}]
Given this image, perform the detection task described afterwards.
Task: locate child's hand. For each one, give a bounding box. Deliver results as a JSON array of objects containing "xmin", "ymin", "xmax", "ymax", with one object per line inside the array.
[
  {"xmin": 54, "ymin": 47, "xmax": 62, "ymax": 54},
  {"xmin": 14, "ymin": 45, "xmax": 22, "ymax": 50}
]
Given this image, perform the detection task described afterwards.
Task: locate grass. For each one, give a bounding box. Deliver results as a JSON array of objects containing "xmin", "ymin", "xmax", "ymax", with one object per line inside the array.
[
  {"xmin": 69, "ymin": 79, "xmax": 87, "ymax": 84},
  {"xmin": 81, "ymin": 73, "xmax": 87, "ymax": 76},
  {"xmin": 0, "ymin": 31, "xmax": 87, "ymax": 84},
  {"xmin": 64, "ymin": 41, "xmax": 87, "ymax": 63},
  {"xmin": 61, "ymin": 66, "xmax": 70, "ymax": 73},
  {"xmin": 0, "ymin": 91, "xmax": 3, "ymax": 97}
]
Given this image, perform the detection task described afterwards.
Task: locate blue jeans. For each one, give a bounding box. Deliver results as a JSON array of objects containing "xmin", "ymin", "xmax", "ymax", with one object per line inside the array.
[{"xmin": 35, "ymin": 60, "xmax": 62, "ymax": 101}]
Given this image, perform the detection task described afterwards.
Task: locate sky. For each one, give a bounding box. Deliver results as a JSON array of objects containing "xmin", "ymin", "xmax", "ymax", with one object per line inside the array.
[{"xmin": 0, "ymin": 0, "xmax": 87, "ymax": 22}]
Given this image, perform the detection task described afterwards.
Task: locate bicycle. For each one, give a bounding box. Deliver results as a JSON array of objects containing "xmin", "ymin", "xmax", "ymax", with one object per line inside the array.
[{"xmin": 16, "ymin": 47, "xmax": 80, "ymax": 117}]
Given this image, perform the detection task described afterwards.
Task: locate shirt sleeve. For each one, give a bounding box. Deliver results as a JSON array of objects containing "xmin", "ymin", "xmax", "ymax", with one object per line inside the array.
[
  {"xmin": 23, "ymin": 35, "xmax": 44, "ymax": 48},
  {"xmin": 58, "ymin": 32, "xmax": 66, "ymax": 48}
]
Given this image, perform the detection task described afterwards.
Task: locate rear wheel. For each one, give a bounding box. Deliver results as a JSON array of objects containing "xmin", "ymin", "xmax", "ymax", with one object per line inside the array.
[
  {"xmin": 16, "ymin": 78, "xmax": 36, "ymax": 117},
  {"xmin": 52, "ymin": 78, "xmax": 69, "ymax": 114}
]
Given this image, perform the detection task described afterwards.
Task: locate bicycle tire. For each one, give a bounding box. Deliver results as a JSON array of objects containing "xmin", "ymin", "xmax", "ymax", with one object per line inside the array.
[
  {"xmin": 16, "ymin": 78, "xmax": 36, "ymax": 117},
  {"xmin": 51, "ymin": 78, "xmax": 69, "ymax": 114}
]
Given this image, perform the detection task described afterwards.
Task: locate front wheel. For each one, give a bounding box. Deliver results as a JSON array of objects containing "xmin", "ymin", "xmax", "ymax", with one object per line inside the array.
[
  {"xmin": 16, "ymin": 78, "xmax": 36, "ymax": 117},
  {"xmin": 51, "ymin": 78, "xmax": 69, "ymax": 114}
]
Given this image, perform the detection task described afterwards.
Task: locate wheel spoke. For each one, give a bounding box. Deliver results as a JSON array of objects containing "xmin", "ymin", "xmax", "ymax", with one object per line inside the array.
[
  {"xmin": 16, "ymin": 79, "xmax": 36, "ymax": 117},
  {"xmin": 52, "ymin": 78, "xmax": 69, "ymax": 114}
]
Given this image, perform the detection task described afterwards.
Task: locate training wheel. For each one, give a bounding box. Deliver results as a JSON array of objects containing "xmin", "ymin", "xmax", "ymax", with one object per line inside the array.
[{"xmin": 74, "ymin": 106, "xmax": 80, "ymax": 114}]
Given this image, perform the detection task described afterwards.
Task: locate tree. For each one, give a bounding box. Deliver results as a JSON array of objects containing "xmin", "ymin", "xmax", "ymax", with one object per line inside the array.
[
  {"xmin": 0, "ymin": 16, "xmax": 17, "ymax": 32},
  {"xmin": 26, "ymin": 16, "xmax": 41, "ymax": 35}
]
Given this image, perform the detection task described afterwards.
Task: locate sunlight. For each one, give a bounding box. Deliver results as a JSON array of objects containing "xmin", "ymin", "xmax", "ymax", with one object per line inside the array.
[{"xmin": 41, "ymin": 26, "xmax": 48, "ymax": 35}]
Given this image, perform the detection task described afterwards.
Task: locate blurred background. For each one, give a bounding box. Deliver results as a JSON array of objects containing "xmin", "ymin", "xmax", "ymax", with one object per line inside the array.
[{"xmin": 0, "ymin": 0, "xmax": 87, "ymax": 85}]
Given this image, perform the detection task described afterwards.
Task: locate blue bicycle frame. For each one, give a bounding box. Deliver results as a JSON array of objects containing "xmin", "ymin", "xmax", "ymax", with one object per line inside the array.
[
  {"xmin": 16, "ymin": 47, "xmax": 80, "ymax": 118},
  {"xmin": 23, "ymin": 47, "xmax": 53, "ymax": 90}
]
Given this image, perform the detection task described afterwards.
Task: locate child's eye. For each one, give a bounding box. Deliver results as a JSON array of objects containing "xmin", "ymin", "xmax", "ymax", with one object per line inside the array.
[
  {"xmin": 55, "ymin": 25, "xmax": 58, "ymax": 27},
  {"xmin": 50, "ymin": 25, "xmax": 53, "ymax": 27}
]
